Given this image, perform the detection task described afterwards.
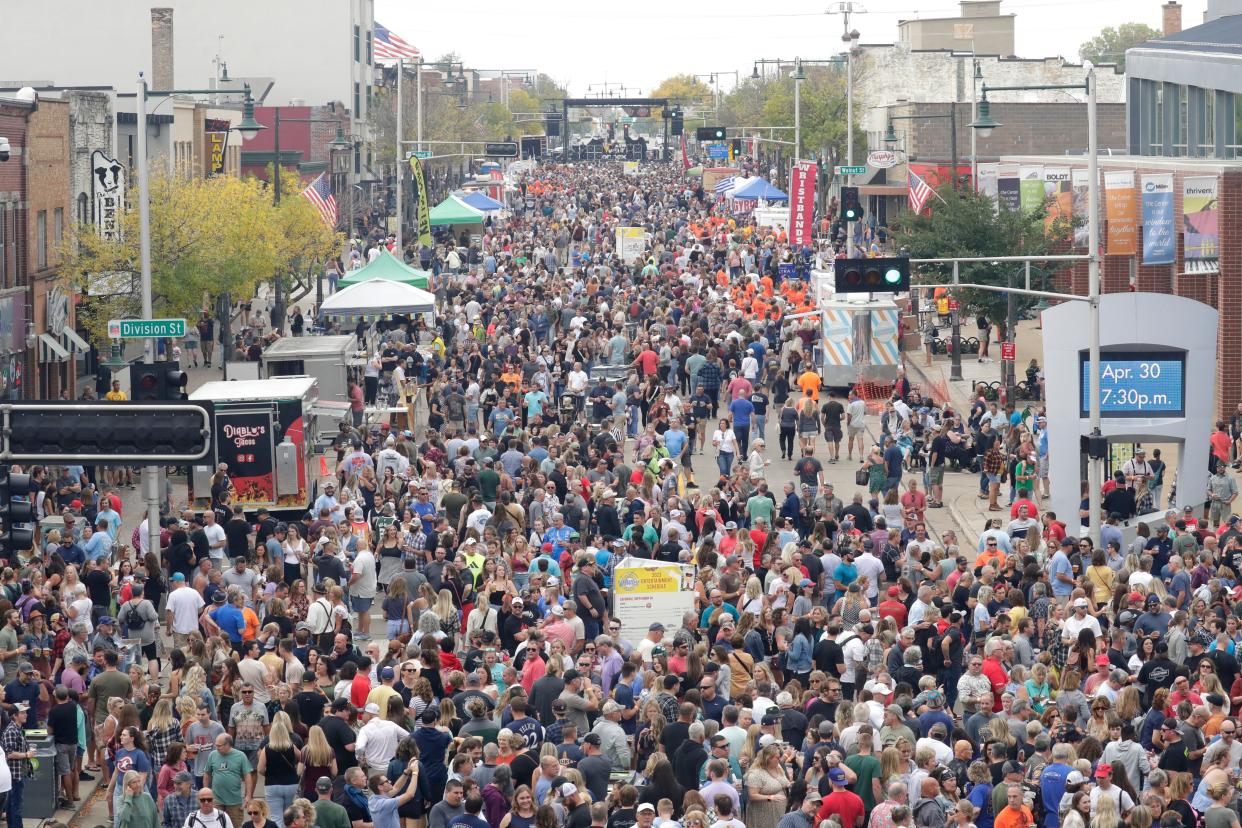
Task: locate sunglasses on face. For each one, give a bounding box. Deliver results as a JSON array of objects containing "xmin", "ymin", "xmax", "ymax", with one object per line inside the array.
[{"xmin": 200, "ymin": 797, "xmax": 214, "ymax": 803}]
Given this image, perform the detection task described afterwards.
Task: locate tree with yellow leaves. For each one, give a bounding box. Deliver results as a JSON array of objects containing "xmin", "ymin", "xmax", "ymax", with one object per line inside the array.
[{"xmin": 65, "ymin": 169, "xmax": 338, "ymax": 347}]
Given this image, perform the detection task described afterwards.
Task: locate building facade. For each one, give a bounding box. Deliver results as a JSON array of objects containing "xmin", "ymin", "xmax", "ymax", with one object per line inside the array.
[{"xmin": 897, "ymin": 0, "xmax": 1016, "ymax": 55}]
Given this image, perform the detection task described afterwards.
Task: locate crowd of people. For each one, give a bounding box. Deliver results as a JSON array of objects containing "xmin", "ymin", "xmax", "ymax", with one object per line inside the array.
[{"xmin": 1, "ymin": 160, "xmax": 1240, "ymax": 828}]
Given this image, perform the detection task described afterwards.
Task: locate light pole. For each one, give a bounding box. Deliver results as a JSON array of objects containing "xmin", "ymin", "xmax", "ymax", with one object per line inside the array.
[
  {"xmin": 843, "ymin": 27, "xmax": 860, "ymax": 256},
  {"xmin": 883, "ymin": 108, "xmax": 959, "ymax": 190},
  {"xmin": 970, "ymin": 64, "xmax": 1102, "ymax": 544},
  {"xmin": 793, "ymin": 60, "xmax": 805, "ymax": 161},
  {"xmin": 263, "ymin": 108, "xmax": 351, "ymax": 332},
  {"xmin": 133, "ymin": 73, "xmax": 263, "ymax": 564}
]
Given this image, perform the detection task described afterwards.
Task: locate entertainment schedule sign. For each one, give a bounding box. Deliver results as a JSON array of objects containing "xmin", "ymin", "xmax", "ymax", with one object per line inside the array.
[
  {"xmin": 1079, "ymin": 351, "xmax": 1186, "ymax": 418},
  {"xmin": 788, "ymin": 161, "xmax": 817, "ymax": 247}
]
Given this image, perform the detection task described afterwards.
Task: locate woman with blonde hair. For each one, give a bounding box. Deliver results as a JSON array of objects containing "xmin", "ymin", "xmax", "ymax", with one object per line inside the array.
[
  {"xmin": 299, "ymin": 725, "xmax": 337, "ymax": 797},
  {"xmin": 144, "ymin": 699, "xmax": 180, "ymax": 768},
  {"xmin": 1088, "ymin": 791, "xmax": 1120, "ymax": 828},
  {"xmin": 241, "ymin": 799, "xmax": 278, "ymax": 828},
  {"xmin": 258, "ymin": 716, "xmax": 302, "ymax": 828},
  {"xmin": 743, "ymin": 744, "xmax": 792, "ymax": 828}
]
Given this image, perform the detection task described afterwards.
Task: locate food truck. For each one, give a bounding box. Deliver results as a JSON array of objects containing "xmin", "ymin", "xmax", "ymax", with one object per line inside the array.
[
  {"xmin": 260, "ymin": 334, "xmax": 361, "ymax": 409},
  {"xmin": 189, "ymin": 376, "xmax": 320, "ymax": 514}
]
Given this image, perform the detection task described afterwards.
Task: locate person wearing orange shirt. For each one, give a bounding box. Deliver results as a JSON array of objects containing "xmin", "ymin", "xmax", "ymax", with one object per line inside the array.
[
  {"xmin": 797, "ymin": 368, "xmax": 821, "ymax": 403},
  {"xmin": 993, "ymin": 782, "xmax": 1034, "ymax": 828}
]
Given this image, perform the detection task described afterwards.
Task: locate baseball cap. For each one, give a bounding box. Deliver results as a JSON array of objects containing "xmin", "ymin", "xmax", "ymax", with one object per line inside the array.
[
  {"xmin": 1002, "ymin": 761, "xmax": 1023, "ymax": 776},
  {"xmin": 551, "ymin": 604, "xmax": 565, "ymax": 616},
  {"xmin": 602, "ymin": 700, "xmax": 622, "ymax": 715},
  {"xmin": 582, "ymin": 733, "xmax": 602, "ymax": 746},
  {"xmin": 174, "ymin": 771, "xmax": 193, "ymax": 784},
  {"xmin": 560, "ymin": 782, "xmax": 578, "ymax": 798},
  {"xmin": 1060, "ymin": 537, "xmax": 1075, "ymax": 547},
  {"xmin": 828, "ymin": 767, "xmax": 849, "ymax": 785},
  {"xmin": 363, "ymin": 703, "xmax": 382, "ymax": 715},
  {"xmin": 1161, "ymin": 720, "xmax": 1179, "ymax": 731},
  {"xmin": 98, "ymin": 615, "xmax": 115, "ymax": 625},
  {"xmin": 1094, "ymin": 763, "xmax": 1113, "ymax": 778},
  {"xmin": 1072, "ymin": 598, "xmax": 1089, "ymax": 608},
  {"xmin": 888, "ymin": 586, "xmax": 900, "ymax": 597},
  {"xmin": 1095, "ymin": 654, "xmax": 1110, "ymax": 665},
  {"xmin": 1128, "ymin": 591, "xmax": 1143, "ymax": 602},
  {"xmin": 758, "ymin": 733, "xmax": 777, "ymax": 747},
  {"xmin": 637, "ymin": 804, "xmax": 656, "ymax": 814},
  {"xmin": 380, "ymin": 667, "xmax": 395, "ymax": 681},
  {"xmin": 331, "ymin": 698, "xmax": 354, "ymax": 712},
  {"xmin": 649, "ymin": 622, "xmax": 665, "ymax": 631},
  {"xmin": 16, "ymin": 662, "xmax": 33, "ymax": 674},
  {"xmin": 1066, "ymin": 771, "xmax": 1085, "ymax": 785},
  {"xmin": 171, "ymin": 572, "xmax": 186, "ymax": 582}
]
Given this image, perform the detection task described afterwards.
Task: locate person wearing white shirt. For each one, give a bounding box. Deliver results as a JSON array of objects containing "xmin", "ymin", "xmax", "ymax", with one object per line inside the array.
[
  {"xmin": 165, "ymin": 575, "xmax": 206, "ymax": 649},
  {"xmin": 853, "ymin": 549, "xmax": 885, "ymax": 601},
  {"xmin": 202, "ymin": 512, "xmax": 228, "ymax": 569},
  {"xmin": 1063, "ymin": 598, "xmax": 1103, "ymax": 640},
  {"xmin": 350, "ymin": 547, "xmax": 378, "ymax": 641},
  {"xmin": 840, "ymin": 628, "xmax": 869, "ymax": 689},
  {"xmin": 356, "ymin": 705, "xmax": 409, "ymax": 770}
]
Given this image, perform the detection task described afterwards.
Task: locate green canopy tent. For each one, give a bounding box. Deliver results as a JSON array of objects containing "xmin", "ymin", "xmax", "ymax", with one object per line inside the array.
[
  {"xmin": 429, "ymin": 195, "xmax": 485, "ymax": 226},
  {"xmin": 337, "ymin": 247, "xmax": 431, "ymax": 290}
]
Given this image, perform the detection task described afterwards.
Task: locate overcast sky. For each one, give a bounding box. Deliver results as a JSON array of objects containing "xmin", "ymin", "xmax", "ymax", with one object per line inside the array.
[{"xmin": 377, "ymin": 0, "xmax": 1205, "ymax": 96}]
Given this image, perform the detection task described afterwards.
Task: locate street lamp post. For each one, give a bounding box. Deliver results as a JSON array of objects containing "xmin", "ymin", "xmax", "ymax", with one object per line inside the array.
[
  {"xmin": 793, "ymin": 60, "xmax": 805, "ymax": 161},
  {"xmin": 883, "ymin": 107, "xmax": 959, "ymax": 190},
  {"xmin": 970, "ymin": 64, "xmax": 1102, "ymax": 545},
  {"xmin": 265, "ymin": 109, "xmax": 350, "ymax": 331}
]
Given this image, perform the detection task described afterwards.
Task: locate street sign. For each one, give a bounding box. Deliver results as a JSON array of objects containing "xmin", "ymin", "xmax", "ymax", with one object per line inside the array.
[
  {"xmin": 411, "ymin": 150, "xmax": 432, "ymax": 159},
  {"xmin": 483, "ymin": 142, "xmax": 519, "ymax": 157},
  {"xmin": 835, "ymin": 165, "xmax": 867, "ymax": 175},
  {"xmin": 1001, "ymin": 342, "xmax": 1016, "ymax": 362},
  {"xmin": 108, "ymin": 318, "xmax": 186, "ymax": 339},
  {"xmin": 707, "ymin": 143, "xmax": 728, "ymax": 159}
]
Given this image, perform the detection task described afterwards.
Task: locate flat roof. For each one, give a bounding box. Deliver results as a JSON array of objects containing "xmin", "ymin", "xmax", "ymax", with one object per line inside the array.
[
  {"xmin": 191, "ymin": 376, "xmax": 317, "ymax": 401},
  {"xmin": 261, "ymin": 335, "xmax": 358, "ymax": 360}
]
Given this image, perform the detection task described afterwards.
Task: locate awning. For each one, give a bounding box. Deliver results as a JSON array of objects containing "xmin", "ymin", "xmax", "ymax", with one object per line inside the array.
[
  {"xmin": 859, "ymin": 185, "xmax": 908, "ymax": 197},
  {"xmin": 38, "ymin": 332, "xmax": 69, "ymax": 362},
  {"xmin": 61, "ymin": 328, "xmax": 90, "ymax": 354}
]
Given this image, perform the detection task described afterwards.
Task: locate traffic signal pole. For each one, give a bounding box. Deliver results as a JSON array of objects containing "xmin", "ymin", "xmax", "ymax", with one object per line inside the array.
[{"xmin": 135, "ymin": 73, "xmax": 163, "ymax": 566}]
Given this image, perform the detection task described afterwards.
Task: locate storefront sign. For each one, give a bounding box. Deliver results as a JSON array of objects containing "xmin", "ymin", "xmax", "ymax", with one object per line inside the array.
[
  {"xmin": 46, "ymin": 285, "xmax": 69, "ymax": 337},
  {"xmin": 91, "ymin": 149, "xmax": 125, "ymax": 241},
  {"xmin": 206, "ymin": 119, "xmax": 230, "ymax": 177}
]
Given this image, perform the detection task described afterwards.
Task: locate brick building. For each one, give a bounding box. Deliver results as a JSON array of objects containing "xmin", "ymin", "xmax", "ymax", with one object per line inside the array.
[
  {"xmin": 997, "ymin": 153, "xmax": 1242, "ymax": 416},
  {"xmin": 240, "ymin": 103, "xmax": 351, "ymax": 207},
  {"xmin": 0, "ymin": 96, "xmax": 33, "ymax": 400}
]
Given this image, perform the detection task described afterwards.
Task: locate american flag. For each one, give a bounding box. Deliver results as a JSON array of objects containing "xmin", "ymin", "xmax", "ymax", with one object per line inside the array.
[
  {"xmin": 715, "ymin": 176, "xmax": 735, "ymax": 195},
  {"xmin": 372, "ymin": 23, "xmax": 420, "ymax": 62},
  {"xmin": 301, "ymin": 172, "xmax": 337, "ymax": 227},
  {"xmin": 908, "ymin": 168, "xmax": 934, "ymax": 214}
]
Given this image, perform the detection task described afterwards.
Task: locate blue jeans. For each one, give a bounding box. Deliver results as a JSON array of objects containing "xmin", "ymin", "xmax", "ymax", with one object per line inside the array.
[
  {"xmin": 753, "ymin": 413, "xmax": 766, "ymax": 441},
  {"xmin": 5, "ymin": 780, "xmax": 20, "ymax": 828},
  {"xmin": 628, "ymin": 405, "xmax": 641, "ymax": 437},
  {"xmin": 717, "ymin": 451, "xmax": 734, "ymax": 477},
  {"xmin": 266, "ymin": 783, "xmax": 300, "ymax": 828},
  {"xmin": 733, "ymin": 424, "xmax": 751, "ymax": 457}
]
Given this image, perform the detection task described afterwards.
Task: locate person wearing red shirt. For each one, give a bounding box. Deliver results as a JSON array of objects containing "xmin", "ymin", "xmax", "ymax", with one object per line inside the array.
[
  {"xmin": 719, "ymin": 523, "xmax": 740, "ymax": 556},
  {"xmin": 1211, "ymin": 421, "xmax": 1232, "ymax": 469},
  {"xmin": 1010, "ymin": 496, "xmax": 1039, "ymax": 521},
  {"xmin": 981, "ymin": 640, "xmax": 1009, "ymax": 712},
  {"xmin": 878, "ymin": 586, "xmax": 908, "ymax": 628},
  {"xmin": 632, "ymin": 347, "xmax": 658, "ymax": 378},
  {"xmin": 1042, "ymin": 513, "xmax": 1067, "ymax": 547},
  {"xmin": 900, "ymin": 481, "xmax": 927, "ymax": 522},
  {"xmin": 817, "ymin": 767, "xmax": 865, "ymax": 828}
]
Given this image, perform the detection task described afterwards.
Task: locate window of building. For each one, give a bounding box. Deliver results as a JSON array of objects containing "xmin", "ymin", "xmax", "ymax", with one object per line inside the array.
[
  {"xmin": 354, "ymin": 82, "xmax": 361, "ymax": 118},
  {"xmin": 1232, "ymin": 94, "xmax": 1242, "ymax": 159},
  {"xmin": 366, "ymin": 30, "xmax": 372, "ymax": 66},
  {"xmin": 354, "ymin": 24, "xmax": 361, "ymax": 62},
  {"xmin": 0, "ymin": 206, "xmax": 6, "ymax": 287},
  {"xmin": 54, "ymin": 208, "xmax": 63, "ymax": 261},
  {"xmin": 77, "ymin": 192, "xmax": 89, "ymax": 225},
  {"xmin": 1203, "ymin": 88, "xmax": 1216, "ymax": 156},
  {"xmin": 1154, "ymin": 83, "xmax": 1163, "ymax": 152},
  {"xmin": 36, "ymin": 211, "xmax": 47, "ymax": 270},
  {"xmin": 1176, "ymin": 85, "xmax": 1188, "ymax": 156}
]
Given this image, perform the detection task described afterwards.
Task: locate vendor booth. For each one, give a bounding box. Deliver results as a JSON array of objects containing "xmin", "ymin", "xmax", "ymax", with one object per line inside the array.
[
  {"xmin": 337, "ymin": 248, "xmax": 432, "ymax": 290},
  {"xmin": 429, "ymin": 195, "xmax": 485, "ymax": 227},
  {"xmin": 459, "ymin": 190, "xmax": 506, "ymax": 213},
  {"xmin": 729, "ymin": 176, "xmax": 788, "ymax": 201}
]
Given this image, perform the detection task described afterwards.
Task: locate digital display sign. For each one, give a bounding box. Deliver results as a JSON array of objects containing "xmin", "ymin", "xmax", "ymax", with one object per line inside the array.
[{"xmin": 1079, "ymin": 351, "xmax": 1186, "ymax": 418}]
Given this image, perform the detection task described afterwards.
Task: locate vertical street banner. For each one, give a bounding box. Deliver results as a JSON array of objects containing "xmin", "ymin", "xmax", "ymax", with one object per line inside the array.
[
  {"xmin": 1140, "ymin": 174, "xmax": 1175, "ymax": 265},
  {"xmin": 205, "ymin": 119, "xmax": 231, "ymax": 176},
  {"xmin": 997, "ymin": 165, "xmax": 1021, "ymax": 212},
  {"xmin": 1104, "ymin": 170, "xmax": 1137, "ymax": 256},
  {"xmin": 1019, "ymin": 166, "xmax": 1044, "ymax": 214},
  {"xmin": 1071, "ymin": 168, "xmax": 1091, "ymax": 248},
  {"xmin": 788, "ymin": 160, "xmax": 818, "ymax": 247},
  {"xmin": 976, "ymin": 163, "xmax": 999, "ymax": 201},
  {"xmin": 409, "ymin": 156, "xmax": 433, "ymax": 247},
  {"xmin": 90, "ymin": 149, "xmax": 126, "ymax": 241},
  {"xmin": 1182, "ymin": 175, "xmax": 1220, "ymax": 273},
  {"xmin": 1043, "ymin": 167, "xmax": 1072, "ymax": 233}
]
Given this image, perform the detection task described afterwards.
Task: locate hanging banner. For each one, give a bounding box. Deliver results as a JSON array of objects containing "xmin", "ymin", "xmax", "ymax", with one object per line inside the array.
[
  {"xmin": 91, "ymin": 149, "xmax": 126, "ymax": 242},
  {"xmin": 997, "ymin": 165, "xmax": 1020, "ymax": 212},
  {"xmin": 409, "ymin": 156, "xmax": 433, "ymax": 247},
  {"xmin": 1182, "ymin": 175, "xmax": 1220, "ymax": 273},
  {"xmin": 976, "ymin": 163, "xmax": 999, "ymax": 201},
  {"xmin": 1044, "ymin": 168, "xmax": 1072, "ymax": 233},
  {"xmin": 205, "ymin": 118, "xmax": 231, "ymax": 177},
  {"xmin": 1141, "ymin": 174, "xmax": 1175, "ymax": 265},
  {"xmin": 1019, "ymin": 166, "xmax": 1044, "ymax": 214},
  {"xmin": 788, "ymin": 160, "xmax": 818, "ymax": 248},
  {"xmin": 1071, "ymin": 169, "xmax": 1091, "ymax": 248},
  {"xmin": 1104, "ymin": 170, "xmax": 1137, "ymax": 256}
]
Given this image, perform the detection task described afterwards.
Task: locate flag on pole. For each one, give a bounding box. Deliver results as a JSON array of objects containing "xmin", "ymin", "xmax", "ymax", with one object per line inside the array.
[
  {"xmin": 680, "ymin": 134, "xmax": 689, "ymax": 171},
  {"xmin": 372, "ymin": 23, "xmax": 421, "ymax": 62},
  {"xmin": 301, "ymin": 172, "xmax": 338, "ymax": 227},
  {"xmin": 908, "ymin": 169, "xmax": 935, "ymax": 214},
  {"xmin": 715, "ymin": 176, "xmax": 735, "ymax": 196}
]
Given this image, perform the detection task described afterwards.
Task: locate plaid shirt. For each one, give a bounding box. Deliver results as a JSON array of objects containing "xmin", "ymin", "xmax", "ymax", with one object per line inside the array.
[
  {"xmin": 2, "ymin": 720, "xmax": 27, "ymax": 782},
  {"xmin": 162, "ymin": 792, "xmax": 196, "ymax": 828},
  {"xmin": 146, "ymin": 723, "xmax": 180, "ymax": 768}
]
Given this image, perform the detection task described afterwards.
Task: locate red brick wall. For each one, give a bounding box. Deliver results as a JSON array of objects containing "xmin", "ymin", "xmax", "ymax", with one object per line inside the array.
[
  {"xmin": 1216, "ymin": 172, "xmax": 1242, "ymax": 412},
  {"xmin": 0, "ymin": 107, "xmax": 30, "ymax": 291}
]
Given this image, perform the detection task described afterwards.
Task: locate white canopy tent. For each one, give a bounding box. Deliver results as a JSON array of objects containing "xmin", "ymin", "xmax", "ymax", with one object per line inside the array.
[{"xmin": 320, "ymin": 280, "xmax": 436, "ymax": 317}]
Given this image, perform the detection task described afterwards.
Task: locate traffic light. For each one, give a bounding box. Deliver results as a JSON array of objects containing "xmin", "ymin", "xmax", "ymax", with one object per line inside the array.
[
  {"xmin": 545, "ymin": 112, "xmax": 561, "ymax": 137},
  {"xmin": 6, "ymin": 402, "xmax": 212, "ymax": 462},
  {"xmin": 696, "ymin": 126, "xmax": 726, "ymax": 141},
  {"xmin": 730, "ymin": 138, "xmax": 743, "ymax": 156},
  {"xmin": 834, "ymin": 258, "xmax": 911, "ymax": 294},
  {"xmin": 130, "ymin": 360, "xmax": 188, "ymax": 401},
  {"xmin": 671, "ymin": 110, "xmax": 683, "ymax": 137},
  {"xmin": 841, "ymin": 186, "xmax": 861, "ymax": 221},
  {"xmin": 0, "ymin": 466, "xmax": 33, "ymax": 560}
]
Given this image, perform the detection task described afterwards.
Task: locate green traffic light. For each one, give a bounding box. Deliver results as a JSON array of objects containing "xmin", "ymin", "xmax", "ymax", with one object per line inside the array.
[{"xmin": 884, "ymin": 267, "xmax": 902, "ymax": 284}]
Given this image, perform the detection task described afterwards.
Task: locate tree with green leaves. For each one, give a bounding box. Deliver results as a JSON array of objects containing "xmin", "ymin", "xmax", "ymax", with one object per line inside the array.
[
  {"xmin": 1079, "ymin": 22, "xmax": 1161, "ymax": 73},
  {"xmin": 895, "ymin": 185, "xmax": 1074, "ymax": 329}
]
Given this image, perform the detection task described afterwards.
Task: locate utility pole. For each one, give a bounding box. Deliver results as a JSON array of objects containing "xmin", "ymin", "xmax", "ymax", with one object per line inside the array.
[
  {"xmin": 135, "ymin": 72, "xmax": 161, "ymax": 564},
  {"xmin": 396, "ymin": 58, "xmax": 404, "ymax": 253},
  {"xmin": 830, "ymin": 1, "xmax": 864, "ymax": 255}
]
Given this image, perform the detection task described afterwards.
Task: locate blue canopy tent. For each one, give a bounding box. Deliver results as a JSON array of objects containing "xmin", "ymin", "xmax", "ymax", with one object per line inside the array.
[
  {"xmin": 730, "ymin": 177, "xmax": 788, "ymax": 201},
  {"xmin": 460, "ymin": 190, "xmax": 506, "ymax": 212}
]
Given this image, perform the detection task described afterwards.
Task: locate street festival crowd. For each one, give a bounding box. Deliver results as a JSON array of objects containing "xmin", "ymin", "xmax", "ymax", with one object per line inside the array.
[{"xmin": 6, "ymin": 161, "xmax": 1242, "ymax": 828}]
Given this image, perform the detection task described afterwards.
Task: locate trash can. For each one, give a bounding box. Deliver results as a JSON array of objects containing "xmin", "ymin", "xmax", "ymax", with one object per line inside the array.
[{"xmin": 24, "ymin": 743, "xmax": 58, "ymax": 819}]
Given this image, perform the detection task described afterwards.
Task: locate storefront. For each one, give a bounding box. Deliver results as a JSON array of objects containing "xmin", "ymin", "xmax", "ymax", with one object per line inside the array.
[
  {"xmin": 34, "ymin": 283, "xmax": 89, "ymax": 399},
  {"xmin": 0, "ymin": 290, "xmax": 26, "ymax": 401}
]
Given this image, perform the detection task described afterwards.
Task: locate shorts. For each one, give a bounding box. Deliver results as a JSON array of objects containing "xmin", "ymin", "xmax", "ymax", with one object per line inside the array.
[
  {"xmin": 351, "ymin": 595, "xmax": 374, "ymax": 613},
  {"xmin": 800, "ymin": 428, "xmax": 819, "ymax": 438},
  {"xmin": 55, "ymin": 742, "xmax": 76, "ymax": 776},
  {"xmin": 185, "ymin": 341, "xmax": 199, "ymax": 350},
  {"xmin": 1038, "ymin": 456, "xmax": 1050, "ymax": 478},
  {"xmin": 825, "ymin": 426, "xmax": 843, "ymax": 442},
  {"xmin": 986, "ymin": 473, "xmax": 1002, "ymax": 485},
  {"xmin": 848, "ymin": 424, "xmax": 865, "ymax": 437},
  {"xmin": 928, "ymin": 466, "xmax": 945, "ymax": 486}
]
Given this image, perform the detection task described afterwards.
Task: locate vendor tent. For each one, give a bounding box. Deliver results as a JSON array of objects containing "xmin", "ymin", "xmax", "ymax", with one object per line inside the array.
[
  {"xmin": 429, "ymin": 195, "xmax": 484, "ymax": 226},
  {"xmin": 337, "ymin": 248, "xmax": 431, "ymax": 290},
  {"xmin": 459, "ymin": 190, "xmax": 506, "ymax": 212},
  {"xmin": 730, "ymin": 177, "xmax": 788, "ymax": 201},
  {"xmin": 320, "ymin": 279, "xmax": 436, "ymax": 316}
]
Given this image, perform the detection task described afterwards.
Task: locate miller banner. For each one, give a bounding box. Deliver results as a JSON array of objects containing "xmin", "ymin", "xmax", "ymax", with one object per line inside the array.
[
  {"xmin": 1104, "ymin": 170, "xmax": 1137, "ymax": 256},
  {"xmin": 1140, "ymin": 174, "xmax": 1175, "ymax": 265},
  {"xmin": 788, "ymin": 160, "xmax": 817, "ymax": 247},
  {"xmin": 409, "ymin": 156, "xmax": 433, "ymax": 247}
]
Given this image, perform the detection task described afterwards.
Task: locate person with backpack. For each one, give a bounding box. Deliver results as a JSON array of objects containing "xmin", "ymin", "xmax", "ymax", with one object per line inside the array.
[{"xmin": 118, "ymin": 583, "xmax": 160, "ymax": 679}]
